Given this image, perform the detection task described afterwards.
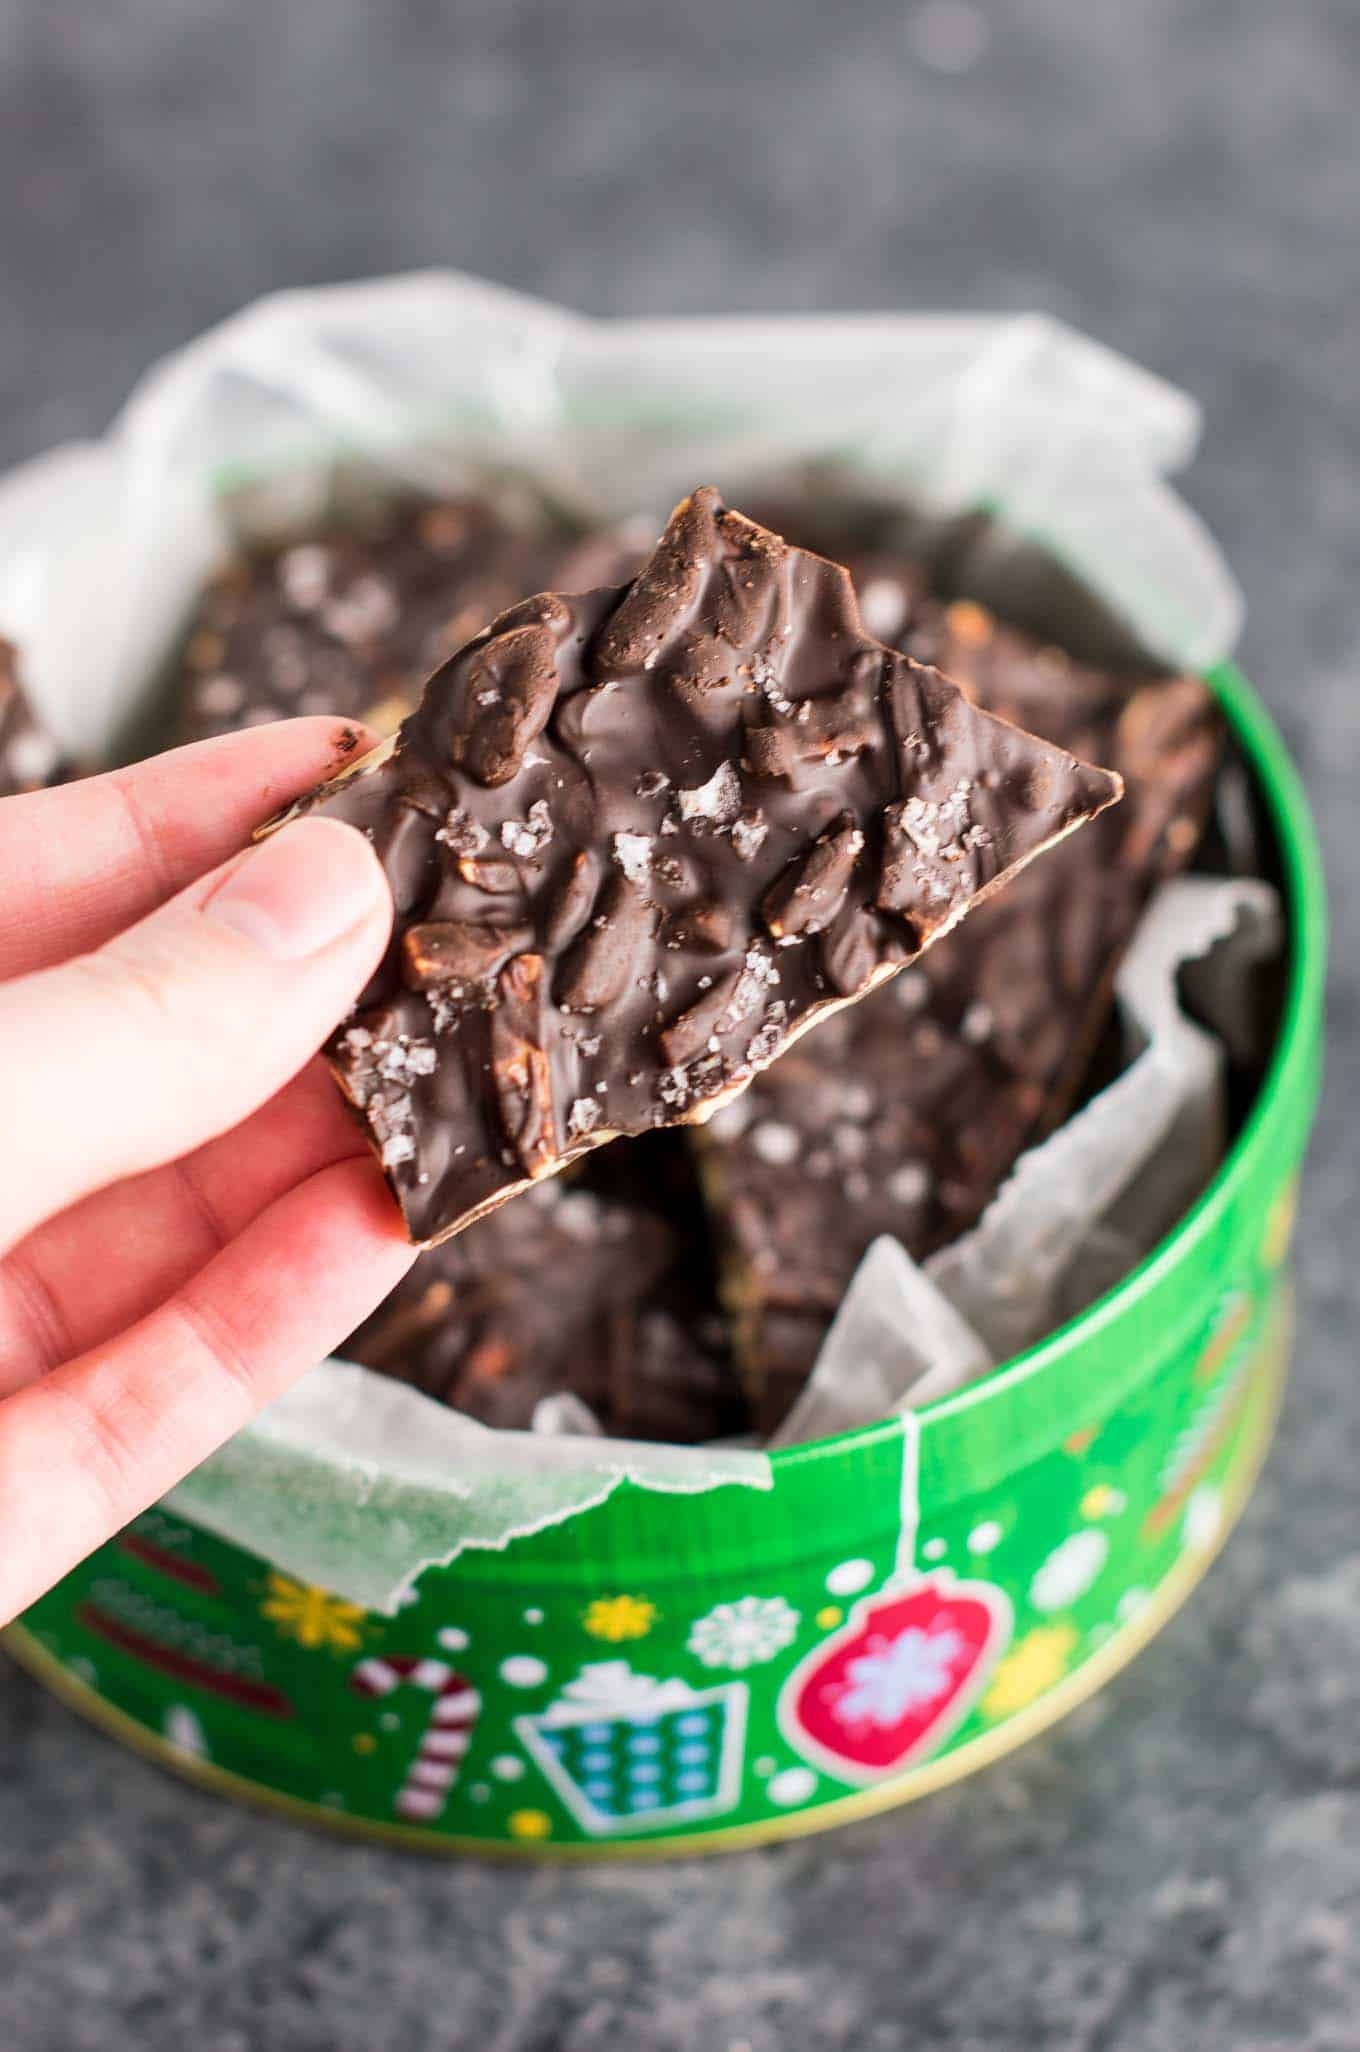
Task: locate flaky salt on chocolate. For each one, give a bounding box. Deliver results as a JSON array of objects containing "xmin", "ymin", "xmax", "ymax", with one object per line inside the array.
[
  {"xmin": 288, "ymin": 488, "xmax": 1121, "ymax": 1246},
  {"xmin": 701, "ymin": 595, "xmax": 1223, "ymax": 1429},
  {"xmin": 0, "ymin": 640, "xmax": 67, "ymax": 799}
]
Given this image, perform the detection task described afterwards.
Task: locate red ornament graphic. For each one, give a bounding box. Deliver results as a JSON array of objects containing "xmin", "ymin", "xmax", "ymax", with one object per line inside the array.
[{"xmin": 779, "ymin": 1573, "xmax": 1012, "ymax": 1785}]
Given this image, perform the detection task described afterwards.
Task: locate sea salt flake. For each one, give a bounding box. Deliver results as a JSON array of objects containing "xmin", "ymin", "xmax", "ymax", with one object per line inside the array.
[
  {"xmin": 746, "ymin": 1016, "xmax": 785, "ymax": 1066},
  {"xmin": 500, "ymin": 801, "xmax": 553, "ymax": 860},
  {"xmin": 657, "ymin": 1067, "xmax": 690, "ymax": 1109},
  {"xmin": 568, "ymin": 1098, "xmax": 602, "ymax": 1138},
  {"xmin": 612, "ymin": 832, "xmax": 653, "ymax": 885},
  {"xmin": 677, "ymin": 760, "xmax": 741, "ymax": 830},
  {"xmin": 751, "ymin": 652, "xmax": 794, "ymax": 716},
  {"xmin": 426, "ymin": 992, "xmax": 462, "ymax": 1033},
  {"xmin": 730, "ymin": 810, "xmax": 769, "ymax": 862},
  {"xmin": 374, "ymin": 1038, "xmax": 437, "ymax": 1086},
  {"xmin": 737, "ymin": 946, "xmax": 781, "ymax": 1000},
  {"xmin": 436, "ymin": 808, "xmax": 488, "ymax": 855}
]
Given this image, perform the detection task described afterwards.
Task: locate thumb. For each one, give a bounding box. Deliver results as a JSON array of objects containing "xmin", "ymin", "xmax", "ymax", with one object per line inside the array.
[{"xmin": 0, "ymin": 816, "xmax": 392, "ymax": 1254}]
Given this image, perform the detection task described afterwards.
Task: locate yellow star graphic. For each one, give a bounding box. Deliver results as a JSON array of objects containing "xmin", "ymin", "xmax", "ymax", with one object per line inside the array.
[
  {"xmin": 582, "ymin": 1594, "xmax": 658, "ymax": 1642},
  {"xmin": 259, "ymin": 1572, "xmax": 367, "ymax": 1654},
  {"xmin": 982, "ymin": 1624, "xmax": 1079, "ymax": 1719}
]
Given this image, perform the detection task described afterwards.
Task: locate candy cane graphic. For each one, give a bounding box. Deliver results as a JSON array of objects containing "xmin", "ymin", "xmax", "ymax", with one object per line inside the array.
[{"xmin": 350, "ymin": 1656, "xmax": 482, "ymax": 1821}]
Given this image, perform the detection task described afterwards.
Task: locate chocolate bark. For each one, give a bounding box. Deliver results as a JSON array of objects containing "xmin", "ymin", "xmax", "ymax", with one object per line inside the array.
[
  {"xmin": 289, "ymin": 489, "xmax": 1121, "ymax": 1246},
  {"xmin": 343, "ymin": 1170, "xmax": 744, "ymax": 1442},
  {"xmin": 176, "ymin": 497, "xmax": 567, "ymax": 745},
  {"xmin": 704, "ymin": 595, "xmax": 1222, "ymax": 1428},
  {"xmin": 0, "ymin": 640, "xmax": 67, "ymax": 797}
]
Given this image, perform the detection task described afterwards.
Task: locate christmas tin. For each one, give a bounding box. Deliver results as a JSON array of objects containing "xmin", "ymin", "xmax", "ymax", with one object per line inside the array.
[{"xmin": 0, "ymin": 281, "xmax": 1326, "ymax": 1854}]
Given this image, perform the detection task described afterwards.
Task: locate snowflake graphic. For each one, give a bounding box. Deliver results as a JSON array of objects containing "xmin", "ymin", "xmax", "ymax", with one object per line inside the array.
[
  {"xmin": 258, "ymin": 1572, "xmax": 366, "ymax": 1654},
  {"xmin": 687, "ymin": 1595, "xmax": 801, "ymax": 1671},
  {"xmin": 833, "ymin": 1627, "xmax": 964, "ymax": 1727}
]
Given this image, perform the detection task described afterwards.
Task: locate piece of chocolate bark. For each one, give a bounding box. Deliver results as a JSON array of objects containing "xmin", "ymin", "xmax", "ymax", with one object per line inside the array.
[
  {"xmin": 550, "ymin": 513, "xmax": 932, "ymax": 652},
  {"xmin": 289, "ymin": 488, "xmax": 1120, "ymax": 1246},
  {"xmin": 0, "ymin": 639, "xmax": 68, "ymax": 798},
  {"xmin": 344, "ymin": 1170, "xmax": 745, "ymax": 1441},
  {"xmin": 176, "ymin": 497, "xmax": 568, "ymax": 745},
  {"xmin": 702, "ymin": 596, "xmax": 1222, "ymax": 1429}
]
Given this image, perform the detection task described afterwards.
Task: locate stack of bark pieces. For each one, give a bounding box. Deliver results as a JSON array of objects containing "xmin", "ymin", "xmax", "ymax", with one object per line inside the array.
[{"xmin": 168, "ymin": 494, "xmax": 1223, "ymax": 1440}]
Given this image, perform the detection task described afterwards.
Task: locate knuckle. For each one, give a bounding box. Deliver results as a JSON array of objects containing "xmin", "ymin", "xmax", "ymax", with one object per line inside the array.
[
  {"xmin": 36, "ymin": 1376, "xmax": 153, "ymax": 1537},
  {"xmin": 170, "ymin": 1291, "xmax": 260, "ymax": 1412}
]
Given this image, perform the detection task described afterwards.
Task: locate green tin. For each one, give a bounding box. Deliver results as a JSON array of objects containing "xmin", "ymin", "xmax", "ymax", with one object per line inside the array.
[{"xmin": 5, "ymin": 657, "xmax": 1325, "ymax": 1855}]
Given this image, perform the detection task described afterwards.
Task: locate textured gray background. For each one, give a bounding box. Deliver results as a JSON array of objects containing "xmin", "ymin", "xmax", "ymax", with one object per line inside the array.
[{"xmin": 1, "ymin": 2, "xmax": 1356, "ymax": 2047}]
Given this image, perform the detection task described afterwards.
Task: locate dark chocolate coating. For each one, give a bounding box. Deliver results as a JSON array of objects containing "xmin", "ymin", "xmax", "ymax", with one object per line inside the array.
[
  {"xmin": 703, "ymin": 594, "xmax": 1223, "ymax": 1428},
  {"xmin": 0, "ymin": 639, "xmax": 67, "ymax": 797},
  {"xmin": 175, "ymin": 497, "xmax": 569, "ymax": 745},
  {"xmin": 297, "ymin": 489, "xmax": 1121, "ymax": 1246},
  {"xmin": 343, "ymin": 1168, "xmax": 745, "ymax": 1442}
]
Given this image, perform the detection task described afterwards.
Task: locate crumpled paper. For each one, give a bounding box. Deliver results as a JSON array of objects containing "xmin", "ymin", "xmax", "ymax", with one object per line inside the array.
[
  {"xmin": 775, "ymin": 875, "xmax": 1283, "ymax": 1445},
  {"xmin": 0, "ymin": 273, "xmax": 1251, "ymax": 1612},
  {"xmin": 0, "ymin": 274, "xmax": 1239, "ymax": 767},
  {"xmin": 170, "ymin": 1361, "xmax": 770, "ymax": 1615}
]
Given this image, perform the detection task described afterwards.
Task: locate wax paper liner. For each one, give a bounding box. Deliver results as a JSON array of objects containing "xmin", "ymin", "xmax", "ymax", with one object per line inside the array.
[
  {"xmin": 170, "ymin": 1365, "xmax": 769, "ymax": 1614},
  {"xmin": 0, "ymin": 273, "xmax": 1240, "ymax": 763},
  {"xmin": 775, "ymin": 876, "xmax": 1283, "ymax": 1445},
  {"xmin": 0, "ymin": 273, "xmax": 1246, "ymax": 1611}
]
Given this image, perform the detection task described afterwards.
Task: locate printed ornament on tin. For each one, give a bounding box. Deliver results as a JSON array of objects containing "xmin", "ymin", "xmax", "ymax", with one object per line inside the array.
[{"xmin": 779, "ymin": 1573, "xmax": 1011, "ymax": 1785}]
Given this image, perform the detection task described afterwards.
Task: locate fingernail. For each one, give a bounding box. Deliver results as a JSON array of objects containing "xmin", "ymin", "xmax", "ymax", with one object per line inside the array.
[{"xmin": 203, "ymin": 817, "xmax": 387, "ymax": 959}]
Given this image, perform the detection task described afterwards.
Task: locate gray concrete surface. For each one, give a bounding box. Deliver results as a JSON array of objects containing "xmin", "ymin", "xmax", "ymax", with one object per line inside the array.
[{"xmin": 1, "ymin": 2, "xmax": 1357, "ymax": 2046}]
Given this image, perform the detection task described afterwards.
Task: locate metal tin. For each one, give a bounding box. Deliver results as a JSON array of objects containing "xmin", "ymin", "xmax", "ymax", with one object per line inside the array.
[{"xmin": 5, "ymin": 659, "xmax": 1326, "ymax": 1854}]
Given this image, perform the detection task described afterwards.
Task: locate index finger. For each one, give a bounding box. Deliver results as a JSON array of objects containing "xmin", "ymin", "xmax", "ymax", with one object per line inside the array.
[{"xmin": 0, "ymin": 717, "xmax": 373, "ymax": 982}]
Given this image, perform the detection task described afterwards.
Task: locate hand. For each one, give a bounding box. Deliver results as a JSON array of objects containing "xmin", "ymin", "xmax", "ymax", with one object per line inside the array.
[{"xmin": 0, "ymin": 720, "xmax": 417, "ymax": 1625}]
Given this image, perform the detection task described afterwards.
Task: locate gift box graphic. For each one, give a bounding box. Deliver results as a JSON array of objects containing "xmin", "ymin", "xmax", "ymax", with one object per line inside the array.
[{"xmin": 514, "ymin": 1662, "xmax": 748, "ymax": 1837}]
